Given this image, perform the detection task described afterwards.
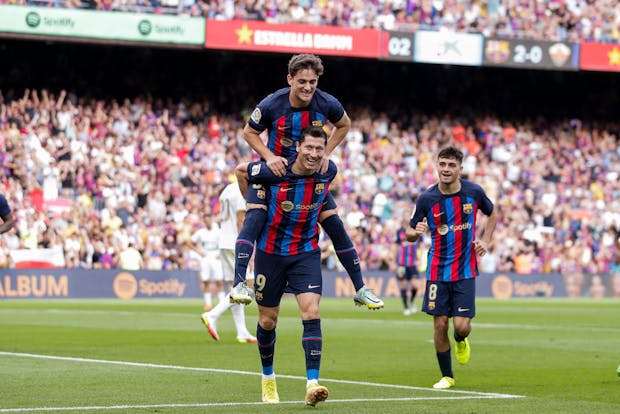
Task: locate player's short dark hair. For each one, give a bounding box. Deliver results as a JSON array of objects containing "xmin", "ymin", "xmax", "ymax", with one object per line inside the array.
[
  {"xmin": 300, "ymin": 125, "xmax": 328, "ymax": 145},
  {"xmin": 288, "ymin": 54, "xmax": 324, "ymax": 78},
  {"xmin": 437, "ymin": 146, "xmax": 464, "ymax": 163}
]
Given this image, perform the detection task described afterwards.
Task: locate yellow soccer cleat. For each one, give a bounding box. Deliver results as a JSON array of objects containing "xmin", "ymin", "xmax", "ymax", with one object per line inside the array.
[
  {"xmin": 433, "ymin": 376, "xmax": 455, "ymax": 389},
  {"xmin": 305, "ymin": 383, "xmax": 329, "ymax": 407},
  {"xmin": 261, "ymin": 378, "xmax": 279, "ymax": 403},
  {"xmin": 455, "ymin": 337, "xmax": 470, "ymax": 365}
]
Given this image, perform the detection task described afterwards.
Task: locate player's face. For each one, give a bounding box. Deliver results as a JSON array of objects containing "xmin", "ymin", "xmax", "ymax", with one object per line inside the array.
[
  {"xmin": 288, "ymin": 69, "xmax": 319, "ymax": 107},
  {"xmin": 296, "ymin": 136, "xmax": 326, "ymax": 173},
  {"xmin": 436, "ymin": 156, "xmax": 462, "ymax": 185}
]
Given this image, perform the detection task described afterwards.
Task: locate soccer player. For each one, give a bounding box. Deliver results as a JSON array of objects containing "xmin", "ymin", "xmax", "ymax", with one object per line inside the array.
[
  {"xmin": 235, "ymin": 126, "xmax": 334, "ymax": 406},
  {"xmin": 230, "ymin": 53, "xmax": 383, "ymax": 310},
  {"xmin": 199, "ymin": 180, "xmax": 257, "ymax": 344},
  {"xmin": 406, "ymin": 146, "xmax": 497, "ymax": 390},
  {"xmin": 394, "ymin": 217, "xmax": 420, "ymax": 315},
  {"xmin": 0, "ymin": 194, "xmax": 15, "ymax": 235},
  {"xmin": 191, "ymin": 214, "xmax": 222, "ymax": 311}
]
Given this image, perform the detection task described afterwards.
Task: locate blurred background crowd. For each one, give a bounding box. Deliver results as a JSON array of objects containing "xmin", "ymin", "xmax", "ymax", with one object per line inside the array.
[
  {"xmin": 0, "ymin": 0, "xmax": 618, "ymax": 294},
  {"xmin": 6, "ymin": 0, "xmax": 620, "ymax": 43},
  {"xmin": 0, "ymin": 84, "xmax": 618, "ymax": 280}
]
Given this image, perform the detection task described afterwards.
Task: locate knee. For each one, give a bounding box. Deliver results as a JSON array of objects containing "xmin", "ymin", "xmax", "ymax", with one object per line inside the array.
[{"xmin": 259, "ymin": 314, "xmax": 278, "ymax": 330}]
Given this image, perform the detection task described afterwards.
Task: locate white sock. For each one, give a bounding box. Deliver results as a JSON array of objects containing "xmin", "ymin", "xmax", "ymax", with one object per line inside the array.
[
  {"xmin": 262, "ymin": 373, "xmax": 276, "ymax": 380},
  {"xmin": 307, "ymin": 379, "xmax": 318, "ymax": 387},
  {"xmin": 217, "ymin": 291, "xmax": 226, "ymax": 303},
  {"xmin": 203, "ymin": 293, "xmax": 212, "ymax": 306},
  {"xmin": 231, "ymin": 304, "xmax": 251, "ymax": 337},
  {"xmin": 210, "ymin": 298, "xmax": 232, "ymax": 319}
]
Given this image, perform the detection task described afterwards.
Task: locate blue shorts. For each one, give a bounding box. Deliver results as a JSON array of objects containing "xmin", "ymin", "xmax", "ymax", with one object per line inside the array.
[
  {"xmin": 422, "ymin": 278, "xmax": 476, "ymax": 318},
  {"xmin": 253, "ymin": 249, "xmax": 322, "ymax": 307},
  {"xmin": 246, "ymin": 184, "xmax": 336, "ymax": 212},
  {"xmin": 396, "ymin": 265, "xmax": 419, "ymax": 281}
]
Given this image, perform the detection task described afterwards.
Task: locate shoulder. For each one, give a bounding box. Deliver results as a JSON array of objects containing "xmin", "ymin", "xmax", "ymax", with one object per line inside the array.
[
  {"xmin": 460, "ymin": 179, "xmax": 486, "ymax": 195},
  {"xmin": 258, "ymin": 88, "xmax": 290, "ymax": 108}
]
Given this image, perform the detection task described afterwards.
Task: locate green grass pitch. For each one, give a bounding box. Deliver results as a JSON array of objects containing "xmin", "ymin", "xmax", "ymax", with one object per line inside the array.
[{"xmin": 1, "ymin": 297, "xmax": 619, "ymax": 413}]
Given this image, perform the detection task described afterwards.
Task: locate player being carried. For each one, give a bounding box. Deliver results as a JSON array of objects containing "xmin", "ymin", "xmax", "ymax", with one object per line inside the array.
[{"xmin": 230, "ymin": 53, "xmax": 383, "ymax": 310}]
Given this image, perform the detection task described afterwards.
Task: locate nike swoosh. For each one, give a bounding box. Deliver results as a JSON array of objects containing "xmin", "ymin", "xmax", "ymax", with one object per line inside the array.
[
  {"xmin": 434, "ymin": 212, "xmax": 444, "ymax": 217},
  {"xmin": 277, "ymin": 125, "xmax": 290, "ymax": 130},
  {"xmin": 457, "ymin": 307, "xmax": 470, "ymax": 312},
  {"xmin": 280, "ymin": 187, "xmax": 294, "ymax": 192},
  {"xmin": 308, "ymin": 284, "xmax": 321, "ymax": 289}
]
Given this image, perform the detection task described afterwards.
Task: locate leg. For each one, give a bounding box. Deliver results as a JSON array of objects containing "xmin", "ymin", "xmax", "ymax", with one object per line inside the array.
[
  {"xmin": 432, "ymin": 314, "xmax": 455, "ymax": 389},
  {"xmin": 234, "ymin": 206, "xmax": 266, "ymax": 286},
  {"xmin": 257, "ymin": 305, "xmax": 280, "ymax": 403},
  {"xmin": 296, "ymin": 292, "xmax": 328, "ymax": 407},
  {"xmin": 319, "ymin": 209, "xmax": 365, "ymax": 290}
]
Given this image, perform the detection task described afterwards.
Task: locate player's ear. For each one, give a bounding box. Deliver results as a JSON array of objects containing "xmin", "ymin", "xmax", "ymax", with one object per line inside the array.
[{"xmin": 287, "ymin": 74, "xmax": 293, "ymax": 86}]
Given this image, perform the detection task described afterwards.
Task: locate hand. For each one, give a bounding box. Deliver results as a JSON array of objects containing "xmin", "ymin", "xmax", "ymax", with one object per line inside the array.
[
  {"xmin": 473, "ymin": 240, "xmax": 488, "ymax": 256},
  {"xmin": 414, "ymin": 217, "xmax": 428, "ymax": 236},
  {"xmin": 265, "ymin": 155, "xmax": 288, "ymax": 177},
  {"xmin": 319, "ymin": 156, "xmax": 329, "ymax": 174}
]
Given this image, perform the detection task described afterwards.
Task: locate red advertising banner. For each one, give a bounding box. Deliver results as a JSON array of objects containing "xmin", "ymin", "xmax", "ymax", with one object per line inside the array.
[
  {"xmin": 579, "ymin": 42, "xmax": 620, "ymax": 72},
  {"xmin": 205, "ymin": 19, "xmax": 380, "ymax": 58}
]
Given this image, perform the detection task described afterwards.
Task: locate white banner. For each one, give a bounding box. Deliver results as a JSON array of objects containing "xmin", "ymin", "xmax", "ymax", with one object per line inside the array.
[
  {"xmin": 413, "ymin": 30, "xmax": 483, "ymax": 66},
  {"xmin": 10, "ymin": 246, "xmax": 66, "ymax": 269}
]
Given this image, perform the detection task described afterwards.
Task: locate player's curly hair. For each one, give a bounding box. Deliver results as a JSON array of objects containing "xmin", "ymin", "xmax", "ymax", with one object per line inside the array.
[{"xmin": 288, "ymin": 54, "xmax": 324, "ymax": 77}]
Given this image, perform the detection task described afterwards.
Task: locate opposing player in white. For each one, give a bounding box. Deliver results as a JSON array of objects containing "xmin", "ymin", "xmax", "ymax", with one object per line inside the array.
[
  {"xmin": 200, "ymin": 181, "xmax": 257, "ymax": 343},
  {"xmin": 192, "ymin": 214, "xmax": 223, "ymax": 311}
]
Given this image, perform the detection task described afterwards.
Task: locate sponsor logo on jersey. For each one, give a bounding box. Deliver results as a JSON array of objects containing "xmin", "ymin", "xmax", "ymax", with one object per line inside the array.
[
  {"xmin": 437, "ymin": 222, "xmax": 472, "ymax": 236},
  {"xmin": 281, "ymin": 200, "xmax": 294, "ymax": 212},
  {"xmin": 280, "ymin": 137, "xmax": 293, "ymax": 147}
]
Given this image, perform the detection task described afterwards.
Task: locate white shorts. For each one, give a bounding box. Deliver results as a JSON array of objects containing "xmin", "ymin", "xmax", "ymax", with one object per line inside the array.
[
  {"xmin": 199, "ymin": 251, "xmax": 222, "ymax": 282},
  {"xmin": 220, "ymin": 249, "xmax": 254, "ymax": 282}
]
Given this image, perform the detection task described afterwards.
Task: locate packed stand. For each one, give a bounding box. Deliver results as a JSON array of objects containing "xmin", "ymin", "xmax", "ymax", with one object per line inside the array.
[
  {"xmin": 0, "ymin": 89, "xmax": 618, "ymax": 283},
  {"xmin": 7, "ymin": 0, "xmax": 619, "ymax": 43}
]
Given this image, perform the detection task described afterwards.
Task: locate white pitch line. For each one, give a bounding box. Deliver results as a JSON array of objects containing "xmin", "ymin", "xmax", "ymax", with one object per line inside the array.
[
  {"xmin": 0, "ymin": 351, "xmax": 524, "ymax": 413},
  {"xmin": 0, "ymin": 396, "xmax": 523, "ymax": 413}
]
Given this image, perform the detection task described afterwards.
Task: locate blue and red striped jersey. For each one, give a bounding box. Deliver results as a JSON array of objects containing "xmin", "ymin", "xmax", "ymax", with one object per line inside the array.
[
  {"xmin": 395, "ymin": 226, "xmax": 417, "ymax": 267},
  {"xmin": 248, "ymin": 87, "xmax": 345, "ymax": 158},
  {"xmin": 248, "ymin": 156, "xmax": 338, "ymax": 256},
  {"xmin": 410, "ymin": 180, "xmax": 494, "ymax": 282}
]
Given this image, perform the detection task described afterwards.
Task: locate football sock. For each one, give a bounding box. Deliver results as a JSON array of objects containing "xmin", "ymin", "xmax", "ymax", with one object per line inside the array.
[
  {"xmin": 410, "ymin": 288, "xmax": 418, "ymax": 303},
  {"xmin": 437, "ymin": 349, "xmax": 453, "ymax": 378},
  {"xmin": 203, "ymin": 293, "xmax": 212, "ymax": 307},
  {"xmin": 454, "ymin": 332, "xmax": 466, "ymax": 342},
  {"xmin": 320, "ymin": 215, "xmax": 364, "ymax": 291},
  {"xmin": 230, "ymin": 303, "xmax": 247, "ymax": 337},
  {"xmin": 234, "ymin": 208, "xmax": 266, "ymax": 285},
  {"xmin": 257, "ymin": 323, "xmax": 276, "ymax": 376},
  {"xmin": 302, "ymin": 319, "xmax": 322, "ymax": 381},
  {"xmin": 400, "ymin": 289, "xmax": 408, "ymax": 308}
]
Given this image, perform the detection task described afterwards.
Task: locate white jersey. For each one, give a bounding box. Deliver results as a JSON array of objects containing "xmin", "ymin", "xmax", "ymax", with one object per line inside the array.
[
  {"xmin": 191, "ymin": 224, "xmax": 220, "ymax": 255},
  {"xmin": 218, "ymin": 183, "xmax": 246, "ymax": 250}
]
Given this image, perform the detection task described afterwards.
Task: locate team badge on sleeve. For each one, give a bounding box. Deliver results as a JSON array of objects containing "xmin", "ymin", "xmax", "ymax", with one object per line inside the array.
[
  {"xmin": 251, "ymin": 164, "xmax": 262, "ymax": 176},
  {"xmin": 250, "ymin": 107, "xmax": 262, "ymax": 124}
]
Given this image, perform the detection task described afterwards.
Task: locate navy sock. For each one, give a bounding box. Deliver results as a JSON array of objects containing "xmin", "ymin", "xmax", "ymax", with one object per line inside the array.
[
  {"xmin": 410, "ymin": 288, "xmax": 418, "ymax": 304},
  {"xmin": 320, "ymin": 215, "xmax": 364, "ymax": 291},
  {"xmin": 400, "ymin": 289, "xmax": 408, "ymax": 308},
  {"xmin": 436, "ymin": 349, "xmax": 453, "ymax": 378},
  {"xmin": 454, "ymin": 332, "xmax": 466, "ymax": 342},
  {"xmin": 234, "ymin": 208, "xmax": 266, "ymax": 285},
  {"xmin": 302, "ymin": 319, "xmax": 322, "ymax": 381},
  {"xmin": 257, "ymin": 323, "xmax": 276, "ymax": 376}
]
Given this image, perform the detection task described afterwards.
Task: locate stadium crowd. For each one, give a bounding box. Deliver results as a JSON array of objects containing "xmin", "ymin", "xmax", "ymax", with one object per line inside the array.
[
  {"xmin": 7, "ymin": 0, "xmax": 619, "ymax": 44},
  {"xmin": 0, "ymin": 88, "xmax": 618, "ymax": 284}
]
